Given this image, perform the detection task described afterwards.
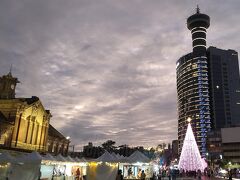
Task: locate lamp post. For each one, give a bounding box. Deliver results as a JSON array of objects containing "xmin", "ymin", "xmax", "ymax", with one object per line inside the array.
[
  {"xmin": 69, "ymin": 145, "xmax": 75, "ymax": 152},
  {"xmin": 66, "ymin": 136, "xmax": 72, "ymax": 155},
  {"xmin": 206, "ymin": 152, "xmax": 209, "ymax": 165},
  {"xmin": 206, "ymin": 152, "xmax": 211, "ymax": 168}
]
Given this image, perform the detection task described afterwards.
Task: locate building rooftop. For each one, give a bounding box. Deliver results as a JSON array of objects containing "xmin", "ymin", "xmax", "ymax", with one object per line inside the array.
[
  {"xmin": 48, "ymin": 124, "xmax": 68, "ymax": 141},
  {"xmin": 221, "ymin": 127, "xmax": 240, "ymax": 143}
]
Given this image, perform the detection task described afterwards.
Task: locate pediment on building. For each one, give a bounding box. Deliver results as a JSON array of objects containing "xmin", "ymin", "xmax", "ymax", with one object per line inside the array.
[{"xmin": 17, "ymin": 96, "xmax": 51, "ymax": 117}]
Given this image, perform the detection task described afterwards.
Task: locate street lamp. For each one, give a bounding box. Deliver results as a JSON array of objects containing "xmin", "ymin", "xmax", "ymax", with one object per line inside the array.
[
  {"xmin": 65, "ymin": 136, "xmax": 71, "ymax": 155},
  {"xmin": 206, "ymin": 152, "xmax": 213, "ymax": 168},
  {"xmin": 228, "ymin": 161, "xmax": 232, "ymax": 170},
  {"xmin": 69, "ymin": 145, "xmax": 75, "ymax": 152}
]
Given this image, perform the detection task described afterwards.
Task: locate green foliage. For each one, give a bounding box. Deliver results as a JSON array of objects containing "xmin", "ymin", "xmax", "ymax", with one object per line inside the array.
[{"xmin": 101, "ymin": 140, "xmax": 116, "ymax": 151}]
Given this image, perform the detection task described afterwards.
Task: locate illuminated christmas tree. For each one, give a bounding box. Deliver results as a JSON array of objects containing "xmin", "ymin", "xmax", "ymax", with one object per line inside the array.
[{"xmin": 178, "ymin": 118, "xmax": 207, "ymax": 172}]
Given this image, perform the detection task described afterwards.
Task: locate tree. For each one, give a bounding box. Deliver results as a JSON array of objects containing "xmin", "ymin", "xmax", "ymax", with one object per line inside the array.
[
  {"xmin": 178, "ymin": 122, "xmax": 206, "ymax": 172},
  {"xmin": 102, "ymin": 140, "xmax": 116, "ymax": 152}
]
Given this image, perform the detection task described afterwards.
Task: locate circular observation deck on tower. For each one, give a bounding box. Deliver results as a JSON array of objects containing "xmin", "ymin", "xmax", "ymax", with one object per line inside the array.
[
  {"xmin": 187, "ymin": 9, "xmax": 210, "ymax": 30},
  {"xmin": 187, "ymin": 7, "xmax": 210, "ymax": 57}
]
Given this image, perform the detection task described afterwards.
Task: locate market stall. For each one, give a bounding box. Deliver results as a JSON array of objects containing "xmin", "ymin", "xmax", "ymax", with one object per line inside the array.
[
  {"xmin": 52, "ymin": 154, "xmax": 67, "ymax": 180},
  {"xmin": 9, "ymin": 151, "xmax": 42, "ymax": 180},
  {"xmin": 69, "ymin": 157, "xmax": 88, "ymax": 180},
  {"xmin": 119, "ymin": 151, "xmax": 152, "ymax": 179},
  {"xmin": 64, "ymin": 155, "xmax": 83, "ymax": 180},
  {"xmin": 41, "ymin": 153, "xmax": 57, "ymax": 180},
  {"xmin": 87, "ymin": 151, "xmax": 118, "ymax": 180}
]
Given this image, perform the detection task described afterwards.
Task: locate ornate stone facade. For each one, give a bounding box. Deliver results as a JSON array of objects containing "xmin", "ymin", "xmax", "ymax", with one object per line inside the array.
[
  {"xmin": 0, "ymin": 96, "xmax": 51, "ymax": 152},
  {"xmin": 0, "ymin": 72, "xmax": 70, "ymax": 154}
]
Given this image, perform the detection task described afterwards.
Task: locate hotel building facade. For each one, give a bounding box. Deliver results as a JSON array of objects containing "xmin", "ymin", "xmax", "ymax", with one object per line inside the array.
[{"xmin": 176, "ymin": 8, "xmax": 240, "ymax": 157}]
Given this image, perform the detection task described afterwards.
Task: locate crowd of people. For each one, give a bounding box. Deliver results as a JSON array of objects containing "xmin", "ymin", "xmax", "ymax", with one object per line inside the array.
[
  {"xmin": 111, "ymin": 166, "xmax": 240, "ymax": 180},
  {"xmin": 113, "ymin": 164, "xmax": 240, "ymax": 180},
  {"xmin": 149, "ymin": 167, "xmax": 240, "ymax": 180},
  {"xmin": 116, "ymin": 169, "xmax": 146, "ymax": 180}
]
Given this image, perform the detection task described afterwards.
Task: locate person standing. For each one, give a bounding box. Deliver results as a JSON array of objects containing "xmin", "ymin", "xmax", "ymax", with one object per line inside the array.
[
  {"xmin": 76, "ymin": 168, "xmax": 81, "ymax": 180},
  {"xmin": 38, "ymin": 167, "xmax": 41, "ymax": 180},
  {"xmin": 140, "ymin": 170, "xmax": 146, "ymax": 180},
  {"xmin": 197, "ymin": 169, "xmax": 201, "ymax": 180},
  {"xmin": 138, "ymin": 169, "xmax": 142, "ymax": 178},
  {"xmin": 229, "ymin": 170, "xmax": 233, "ymax": 180},
  {"xmin": 116, "ymin": 170, "xmax": 123, "ymax": 180}
]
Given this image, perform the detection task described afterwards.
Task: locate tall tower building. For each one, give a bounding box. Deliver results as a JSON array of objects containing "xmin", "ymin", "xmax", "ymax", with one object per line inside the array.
[
  {"xmin": 177, "ymin": 7, "xmax": 240, "ymax": 157},
  {"xmin": 176, "ymin": 7, "xmax": 211, "ymax": 157},
  {"xmin": 207, "ymin": 47, "xmax": 240, "ymax": 128}
]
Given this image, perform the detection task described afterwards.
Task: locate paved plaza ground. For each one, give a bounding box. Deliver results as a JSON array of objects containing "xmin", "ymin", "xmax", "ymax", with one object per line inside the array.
[
  {"xmin": 161, "ymin": 178, "xmax": 221, "ymax": 180},
  {"xmin": 160, "ymin": 176, "xmax": 239, "ymax": 180}
]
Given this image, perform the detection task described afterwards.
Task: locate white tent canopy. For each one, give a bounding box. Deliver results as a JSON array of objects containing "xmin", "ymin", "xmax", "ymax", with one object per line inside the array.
[
  {"xmin": 17, "ymin": 151, "xmax": 42, "ymax": 164},
  {"xmin": 95, "ymin": 151, "xmax": 132, "ymax": 163},
  {"xmin": 65, "ymin": 156, "xmax": 75, "ymax": 162},
  {"xmin": 55, "ymin": 154, "xmax": 67, "ymax": 162},
  {"xmin": 74, "ymin": 157, "xmax": 80, "ymax": 162},
  {"xmin": 42, "ymin": 153, "xmax": 56, "ymax": 162},
  {"xmin": 128, "ymin": 151, "xmax": 150, "ymax": 163},
  {"xmin": 111, "ymin": 152, "xmax": 119, "ymax": 160},
  {"xmin": 96, "ymin": 151, "xmax": 116, "ymax": 162},
  {"xmin": 0, "ymin": 151, "xmax": 16, "ymax": 164},
  {"xmin": 79, "ymin": 157, "xmax": 87, "ymax": 163}
]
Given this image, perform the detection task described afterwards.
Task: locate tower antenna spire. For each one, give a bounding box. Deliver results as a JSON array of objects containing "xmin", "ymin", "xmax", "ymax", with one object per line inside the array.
[
  {"xmin": 10, "ymin": 64, "xmax": 12, "ymax": 73},
  {"xmin": 196, "ymin": 5, "xmax": 200, "ymax": 14},
  {"xmin": 8, "ymin": 64, "xmax": 13, "ymax": 76}
]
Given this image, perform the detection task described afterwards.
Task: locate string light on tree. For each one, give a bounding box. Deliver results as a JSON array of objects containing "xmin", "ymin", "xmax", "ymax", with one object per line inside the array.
[{"xmin": 178, "ymin": 117, "xmax": 207, "ymax": 172}]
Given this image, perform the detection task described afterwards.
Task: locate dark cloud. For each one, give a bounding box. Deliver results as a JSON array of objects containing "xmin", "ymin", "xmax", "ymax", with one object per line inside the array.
[{"xmin": 0, "ymin": 0, "xmax": 240, "ymax": 149}]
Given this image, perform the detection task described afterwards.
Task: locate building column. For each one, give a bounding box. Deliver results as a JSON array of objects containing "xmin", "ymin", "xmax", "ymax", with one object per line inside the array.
[
  {"xmin": 30, "ymin": 122, "xmax": 35, "ymax": 144},
  {"xmin": 35, "ymin": 124, "xmax": 39, "ymax": 145},
  {"xmin": 43, "ymin": 125, "xmax": 49, "ymax": 151},
  {"xmin": 25, "ymin": 120, "xmax": 30, "ymax": 143},
  {"xmin": 14, "ymin": 113, "xmax": 22, "ymax": 147},
  {"xmin": 39, "ymin": 125, "xmax": 44, "ymax": 151}
]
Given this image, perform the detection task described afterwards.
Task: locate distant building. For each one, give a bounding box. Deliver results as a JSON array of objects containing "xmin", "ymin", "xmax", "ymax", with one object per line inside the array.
[
  {"xmin": 221, "ymin": 127, "xmax": 240, "ymax": 163},
  {"xmin": 172, "ymin": 140, "xmax": 178, "ymax": 159},
  {"xmin": 206, "ymin": 130, "xmax": 222, "ymax": 160},
  {"xmin": 207, "ymin": 47, "xmax": 240, "ymax": 129},
  {"xmin": 0, "ymin": 72, "xmax": 69, "ymax": 154},
  {"xmin": 83, "ymin": 142, "xmax": 103, "ymax": 158},
  {"xmin": 117, "ymin": 145, "xmax": 145, "ymax": 157},
  {"xmin": 207, "ymin": 127, "xmax": 240, "ymax": 164}
]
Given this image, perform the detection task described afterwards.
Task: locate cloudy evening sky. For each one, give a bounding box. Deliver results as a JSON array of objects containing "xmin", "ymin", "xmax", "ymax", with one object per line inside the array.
[{"xmin": 1, "ymin": 0, "xmax": 240, "ymax": 150}]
